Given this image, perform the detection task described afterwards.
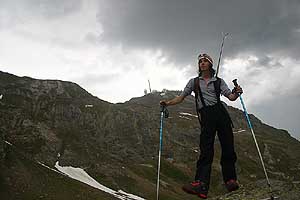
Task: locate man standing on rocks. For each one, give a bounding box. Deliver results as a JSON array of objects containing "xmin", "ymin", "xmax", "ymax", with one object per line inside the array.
[{"xmin": 160, "ymin": 53, "xmax": 242, "ymax": 199}]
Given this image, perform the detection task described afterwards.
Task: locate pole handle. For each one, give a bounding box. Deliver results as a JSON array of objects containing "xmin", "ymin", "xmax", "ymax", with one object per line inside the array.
[
  {"xmin": 160, "ymin": 104, "xmax": 169, "ymax": 118},
  {"xmin": 232, "ymin": 79, "xmax": 238, "ymax": 87}
]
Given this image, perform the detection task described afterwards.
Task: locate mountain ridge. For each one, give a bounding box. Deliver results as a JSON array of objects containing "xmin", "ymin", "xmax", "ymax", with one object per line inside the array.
[{"xmin": 1, "ymin": 70, "xmax": 300, "ymax": 199}]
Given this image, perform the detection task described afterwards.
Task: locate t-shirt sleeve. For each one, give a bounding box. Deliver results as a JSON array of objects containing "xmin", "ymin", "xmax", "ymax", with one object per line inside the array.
[
  {"xmin": 220, "ymin": 78, "xmax": 232, "ymax": 97},
  {"xmin": 180, "ymin": 78, "xmax": 194, "ymax": 97}
]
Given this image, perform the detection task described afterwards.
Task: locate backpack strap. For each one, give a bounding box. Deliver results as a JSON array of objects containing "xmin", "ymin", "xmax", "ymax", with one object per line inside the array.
[
  {"xmin": 194, "ymin": 77, "xmax": 199, "ymax": 105},
  {"xmin": 193, "ymin": 77, "xmax": 203, "ymax": 125},
  {"xmin": 194, "ymin": 77, "xmax": 199, "ymax": 111},
  {"xmin": 194, "ymin": 77, "xmax": 206, "ymax": 107},
  {"xmin": 214, "ymin": 77, "xmax": 234, "ymax": 127},
  {"xmin": 213, "ymin": 77, "xmax": 221, "ymax": 103}
]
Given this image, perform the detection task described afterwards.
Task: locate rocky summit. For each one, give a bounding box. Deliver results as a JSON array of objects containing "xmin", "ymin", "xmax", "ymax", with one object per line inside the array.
[{"xmin": 1, "ymin": 70, "xmax": 300, "ymax": 200}]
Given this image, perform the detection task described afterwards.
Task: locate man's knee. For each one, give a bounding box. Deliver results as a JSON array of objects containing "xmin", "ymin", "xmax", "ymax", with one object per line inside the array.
[{"xmin": 221, "ymin": 152, "xmax": 237, "ymax": 164}]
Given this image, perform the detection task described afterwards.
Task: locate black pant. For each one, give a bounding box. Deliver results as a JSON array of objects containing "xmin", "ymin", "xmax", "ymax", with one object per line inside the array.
[{"xmin": 195, "ymin": 103, "xmax": 237, "ymax": 186}]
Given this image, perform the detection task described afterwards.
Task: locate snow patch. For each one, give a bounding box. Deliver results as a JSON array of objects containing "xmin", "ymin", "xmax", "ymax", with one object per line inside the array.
[
  {"xmin": 179, "ymin": 112, "xmax": 198, "ymax": 118},
  {"xmin": 233, "ymin": 129, "xmax": 246, "ymax": 133},
  {"xmin": 117, "ymin": 190, "xmax": 146, "ymax": 200},
  {"xmin": 4, "ymin": 140, "xmax": 12, "ymax": 146},
  {"xmin": 38, "ymin": 161, "xmax": 65, "ymax": 175},
  {"xmin": 179, "ymin": 115, "xmax": 192, "ymax": 120},
  {"xmin": 55, "ymin": 162, "xmax": 145, "ymax": 200},
  {"xmin": 139, "ymin": 164, "xmax": 153, "ymax": 168},
  {"xmin": 85, "ymin": 104, "xmax": 94, "ymax": 108}
]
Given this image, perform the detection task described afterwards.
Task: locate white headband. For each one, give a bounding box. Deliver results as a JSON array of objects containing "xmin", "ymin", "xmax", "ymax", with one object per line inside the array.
[{"xmin": 198, "ymin": 56, "xmax": 213, "ymax": 65}]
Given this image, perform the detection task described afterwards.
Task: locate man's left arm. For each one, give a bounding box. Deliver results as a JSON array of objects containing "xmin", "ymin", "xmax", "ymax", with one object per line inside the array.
[{"xmin": 220, "ymin": 79, "xmax": 243, "ymax": 101}]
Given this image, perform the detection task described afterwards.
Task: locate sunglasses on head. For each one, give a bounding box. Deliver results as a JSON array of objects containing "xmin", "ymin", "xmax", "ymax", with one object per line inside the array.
[
  {"xmin": 198, "ymin": 54, "xmax": 210, "ymax": 60},
  {"xmin": 198, "ymin": 54, "xmax": 213, "ymax": 64}
]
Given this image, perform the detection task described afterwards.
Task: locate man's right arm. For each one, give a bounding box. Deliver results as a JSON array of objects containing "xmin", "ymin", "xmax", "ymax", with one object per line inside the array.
[
  {"xmin": 160, "ymin": 78, "xmax": 193, "ymax": 106},
  {"xmin": 160, "ymin": 95, "xmax": 185, "ymax": 106}
]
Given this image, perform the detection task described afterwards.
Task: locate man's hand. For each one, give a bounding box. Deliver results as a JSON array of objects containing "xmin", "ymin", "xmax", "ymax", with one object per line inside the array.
[
  {"xmin": 232, "ymin": 85, "xmax": 243, "ymax": 95},
  {"xmin": 228, "ymin": 86, "xmax": 243, "ymax": 101},
  {"xmin": 160, "ymin": 100, "xmax": 168, "ymax": 106}
]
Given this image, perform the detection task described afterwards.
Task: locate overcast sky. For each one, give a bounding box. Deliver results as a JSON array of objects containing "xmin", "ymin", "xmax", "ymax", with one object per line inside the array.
[{"xmin": 0, "ymin": 0, "xmax": 299, "ymax": 140}]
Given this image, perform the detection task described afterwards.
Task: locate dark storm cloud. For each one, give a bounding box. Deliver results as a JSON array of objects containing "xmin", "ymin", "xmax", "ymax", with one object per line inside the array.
[
  {"xmin": 0, "ymin": 0, "xmax": 82, "ymax": 26},
  {"xmin": 97, "ymin": 0, "xmax": 300, "ymax": 65},
  {"xmin": 256, "ymin": 56, "xmax": 284, "ymax": 69},
  {"xmin": 95, "ymin": 0, "xmax": 300, "ymax": 139}
]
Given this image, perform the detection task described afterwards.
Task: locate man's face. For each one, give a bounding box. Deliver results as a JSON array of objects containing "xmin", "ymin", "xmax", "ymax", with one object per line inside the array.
[{"xmin": 199, "ymin": 58, "xmax": 211, "ymax": 71}]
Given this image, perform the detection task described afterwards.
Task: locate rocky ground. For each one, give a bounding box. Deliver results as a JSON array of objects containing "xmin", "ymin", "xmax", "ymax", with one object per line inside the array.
[{"xmin": 211, "ymin": 180, "xmax": 300, "ymax": 200}]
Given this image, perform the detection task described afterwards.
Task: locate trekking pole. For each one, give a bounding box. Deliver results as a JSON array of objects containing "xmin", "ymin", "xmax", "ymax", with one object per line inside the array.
[
  {"xmin": 156, "ymin": 103, "xmax": 168, "ymax": 200},
  {"xmin": 232, "ymin": 79, "xmax": 278, "ymax": 200},
  {"xmin": 215, "ymin": 32, "xmax": 229, "ymax": 77}
]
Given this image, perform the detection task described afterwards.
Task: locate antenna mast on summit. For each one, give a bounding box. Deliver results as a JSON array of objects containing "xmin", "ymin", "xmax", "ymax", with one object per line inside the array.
[{"xmin": 148, "ymin": 79, "xmax": 152, "ymax": 93}]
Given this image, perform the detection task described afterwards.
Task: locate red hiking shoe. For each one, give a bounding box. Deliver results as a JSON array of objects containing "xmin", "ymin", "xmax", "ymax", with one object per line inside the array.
[
  {"xmin": 225, "ymin": 179, "xmax": 239, "ymax": 192},
  {"xmin": 182, "ymin": 180, "xmax": 208, "ymax": 199}
]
